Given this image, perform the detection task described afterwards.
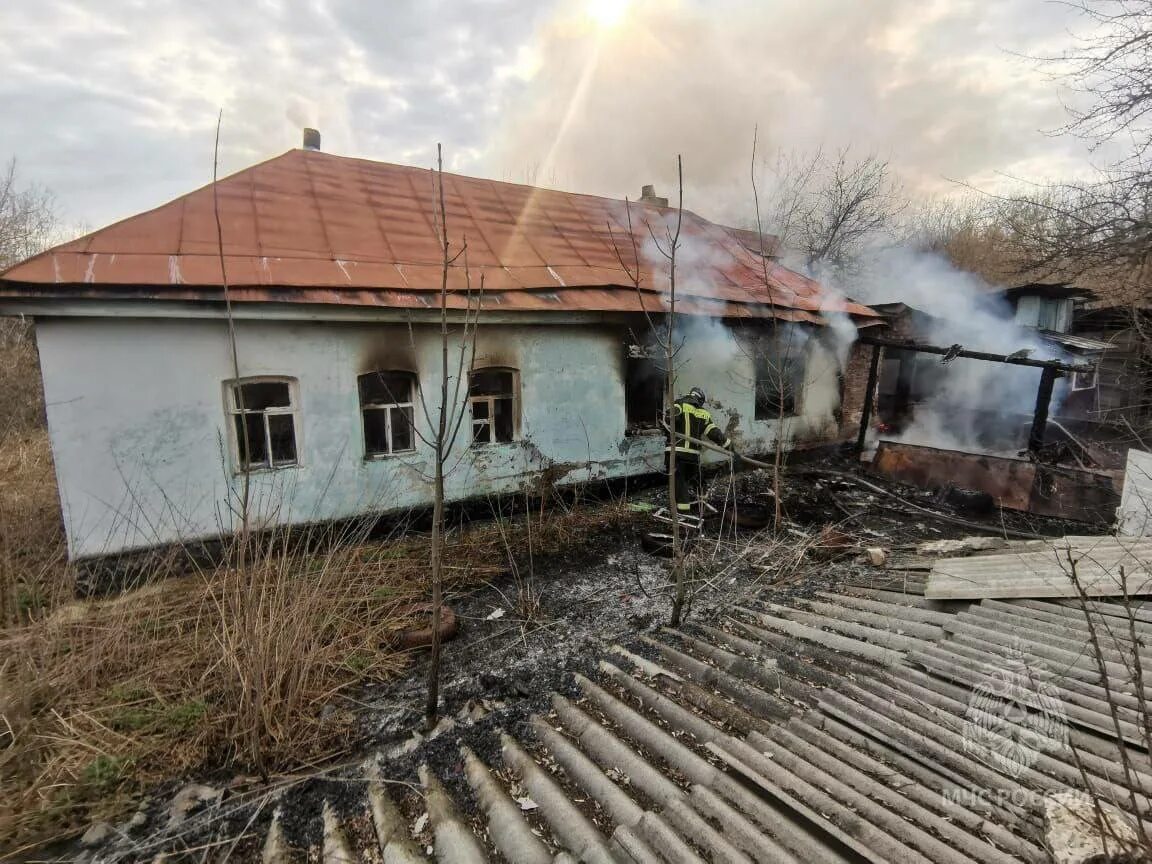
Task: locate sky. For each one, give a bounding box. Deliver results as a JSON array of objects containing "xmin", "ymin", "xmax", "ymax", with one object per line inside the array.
[{"xmin": 0, "ymin": 0, "xmax": 1105, "ymax": 234}]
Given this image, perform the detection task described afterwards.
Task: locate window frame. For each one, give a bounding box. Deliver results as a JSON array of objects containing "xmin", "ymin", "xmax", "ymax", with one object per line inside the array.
[
  {"xmin": 358, "ymin": 370, "xmax": 418, "ymax": 459},
  {"xmin": 623, "ymin": 343, "xmax": 665, "ymax": 436},
  {"xmin": 468, "ymin": 366, "xmax": 520, "ymax": 446},
  {"xmin": 753, "ymin": 340, "xmax": 806, "ymax": 421},
  {"xmin": 1015, "ymin": 295, "xmax": 1073, "ymax": 333},
  {"xmin": 1071, "ymin": 364, "xmax": 1099, "ymax": 392},
  {"xmin": 224, "ymin": 376, "xmax": 301, "ymax": 473}
]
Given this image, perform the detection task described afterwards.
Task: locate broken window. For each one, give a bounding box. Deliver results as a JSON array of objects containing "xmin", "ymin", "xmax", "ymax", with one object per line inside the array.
[
  {"xmin": 754, "ymin": 343, "xmax": 805, "ymax": 420},
  {"xmin": 470, "ymin": 368, "xmax": 518, "ymax": 445},
  {"xmin": 624, "ymin": 344, "xmax": 664, "ymax": 433},
  {"xmin": 359, "ymin": 371, "xmax": 417, "ymax": 457},
  {"xmin": 226, "ymin": 378, "xmax": 299, "ymax": 471}
]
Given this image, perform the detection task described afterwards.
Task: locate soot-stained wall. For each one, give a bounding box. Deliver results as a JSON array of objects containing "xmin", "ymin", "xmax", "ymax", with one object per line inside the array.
[{"xmin": 36, "ymin": 316, "xmax": 840, "ymax": 558}]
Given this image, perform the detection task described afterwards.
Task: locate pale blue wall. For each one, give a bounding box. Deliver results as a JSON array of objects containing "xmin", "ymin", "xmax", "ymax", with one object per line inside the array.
[{"xmin": 36, "ymin": 316, "xmax": 840, "ymax": 558}]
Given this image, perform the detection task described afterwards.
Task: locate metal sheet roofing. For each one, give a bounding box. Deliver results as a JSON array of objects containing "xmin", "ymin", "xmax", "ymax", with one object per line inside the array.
[
  {"xmin": 0, "ymin": 149, "xmax": 877, "ymax": 324},
  {"xmin": 119, "ymin": 570, "xmax": 1152, "ymax": 863},
  {"xmin": 1038, "ymin": 330, "xmax": 1115, "ymax": 353},
  {"xmin": 926, "ymin": 536, "xmax": 1152, "ymax": 599}
]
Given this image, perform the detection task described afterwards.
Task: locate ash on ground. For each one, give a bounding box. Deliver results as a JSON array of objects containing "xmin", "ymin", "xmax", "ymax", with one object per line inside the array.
[{"xmin": 73, "ymin": 460, "xmax": 1104, "ymax": 862}]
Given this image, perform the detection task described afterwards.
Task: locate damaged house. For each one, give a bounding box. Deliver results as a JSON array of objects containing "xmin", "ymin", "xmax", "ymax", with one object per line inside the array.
[
  {"xmin": 0, "ymin": 135, "xmax": 876, "ymax": 559},
  {"xmin": 862, "ymin": 280, "xmax": 1123, "ymax": 522}
]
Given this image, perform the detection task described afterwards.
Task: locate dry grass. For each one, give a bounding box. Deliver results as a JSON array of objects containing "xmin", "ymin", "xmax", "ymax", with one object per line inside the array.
[
  {"xmin": 0, "ymin": 417, "xmax": 633, "ymax": 856},
  {"xmin": 0, "ymin": 540, "xmax": 430, "ymax": 855},
  {"xmin": 0, "ymin": 427, "xmax": 66, "ymax": 627},
  {"xmin": 0, "ymin": 318, "xmax": 61, "ymax": 628},
  {"xmin": 0, "ymin": 318, "xmax": 45, "ymax": 435}
]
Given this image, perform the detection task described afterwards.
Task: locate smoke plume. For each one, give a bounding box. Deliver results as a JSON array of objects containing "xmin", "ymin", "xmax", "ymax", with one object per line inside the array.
[{"xmin": 840, "ymin": 247, "xmax": 1063, "ymax": 452}]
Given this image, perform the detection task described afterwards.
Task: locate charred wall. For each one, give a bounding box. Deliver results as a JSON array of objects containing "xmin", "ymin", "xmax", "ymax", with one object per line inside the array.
[{"xmin": 35, "ymin": 315, "xmax": 848, "ymax": 558}]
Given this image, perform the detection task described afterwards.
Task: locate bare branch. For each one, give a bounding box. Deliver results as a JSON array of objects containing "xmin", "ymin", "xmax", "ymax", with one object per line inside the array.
[{"xmin": 0, "ymin": 157, "xmax": 61, "ymax": 270}]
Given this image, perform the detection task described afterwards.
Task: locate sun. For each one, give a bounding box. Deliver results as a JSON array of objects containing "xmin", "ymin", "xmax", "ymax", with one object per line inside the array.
[{"xmin": 586, "ymin": 0, "xmax": 630, "ymax": 28}]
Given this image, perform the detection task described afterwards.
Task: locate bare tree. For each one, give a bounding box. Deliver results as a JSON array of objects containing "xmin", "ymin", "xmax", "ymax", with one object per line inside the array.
[
  {"xmin": 984, "ymin": 2, "xmax": 1152, "ymax": 289},
  {"xmin": 802, "ymin": 149, "xmax": 905, "ymax": 275},
  {"xmin": 750, "ymin": 130, "xmax": 792, "ymax": 529},
  {"xmin": 1053, "ymin": 0, "xmax": 1152, "ymax": 165},
  {"xmin": 0, "ymin": 159, "xmax": 59, "ymax": 271},
  {"xmin": 0, "ymin": 161, "xmax": 62, "ymax": 437},
  {"xmin": 758, "ymin": 146, "xmax": 906, "ymax": 279},
  {"xmin": 412, "ymin": 145, "xmax": 483, "ymax": 726},
  {"xmin": 758, "ymin": 148, "xmax": 823, "ymax": 254},
  {"xmin": 901, "ymin": 194, "xmax": 1041, "ymax": 286},
  {"xmin": 608, "ymin": 158, "xmax": 690, "ymax": 626},
  {"xmin": 658, "ymin": 159, "xmax": 688, "ymax": 626}
]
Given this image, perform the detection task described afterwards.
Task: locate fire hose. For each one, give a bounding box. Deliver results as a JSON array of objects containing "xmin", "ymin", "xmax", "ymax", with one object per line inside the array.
[{"xmin": 657, "ymin": 419, "xmax": 774, "ymax": 468}]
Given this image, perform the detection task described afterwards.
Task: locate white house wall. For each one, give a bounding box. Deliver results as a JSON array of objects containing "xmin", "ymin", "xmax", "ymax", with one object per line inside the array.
[{"xmin": 35, "ymin": 316, "xmax": 841, "ymax": 558}]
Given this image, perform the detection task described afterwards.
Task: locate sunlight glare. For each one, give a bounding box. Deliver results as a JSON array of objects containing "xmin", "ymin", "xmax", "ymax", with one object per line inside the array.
[{"xmin": 586, "ymin": 0, "xmax": 630, "ymax": 29}]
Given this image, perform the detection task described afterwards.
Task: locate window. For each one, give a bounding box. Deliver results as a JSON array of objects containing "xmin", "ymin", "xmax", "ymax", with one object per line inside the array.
[
  {"xmin": 1038, "ymin": 298, "xmax": 1072, "ymax": 332},
  {"xmin": 1015, "ymin": 296, "xmax": 1073, "ymax": 333},
  {"xmin": 1072, "ymin": 365, "xmax": 1099, "ymax": 392},
  {"xmin": 624, "ymin": 344, "xmax": 664, "ymax": 433},
  {"xmin": 754, "ymin": 344, "xmax": 805, "ymax": 420},
  {"xmin": 226, "ymin": 378, "xmax": 298, "ymax": 471},
  {"xmin": 470, "ymin": 368, "xmax": 518, "ymax": 444},
  {"xmin": 359, "ymin": 371, "xmax": 416, "ymax": 457}
]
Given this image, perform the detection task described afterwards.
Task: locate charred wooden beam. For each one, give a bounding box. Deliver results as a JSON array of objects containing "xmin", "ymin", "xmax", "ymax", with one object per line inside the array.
[
  {"xmin": 859, "ymin": 337, "xmax": 1089, "ymax": 372},
  {"xmin": 855, "ymin": 345, "xmax": 882, "ymax": 453},
  {"xmin": 1028, "ymin": 366, "xmax": 1059, "ymax": 454}
]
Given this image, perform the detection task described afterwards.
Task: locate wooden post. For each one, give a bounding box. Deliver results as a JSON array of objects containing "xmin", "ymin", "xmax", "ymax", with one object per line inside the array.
[
  {"xmin": 1028, "ymin": 367, "xmax": 1058, "ymax": 454},
  {"xmin": 856, "ymin": 345, "xmax": 882, "ymax": 454}
]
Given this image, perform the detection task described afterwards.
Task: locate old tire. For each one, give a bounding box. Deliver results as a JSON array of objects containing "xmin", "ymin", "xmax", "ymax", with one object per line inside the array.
[
  {"xmin": 641, "ymin": 531, "xmax": 697, "ymax": 557},
  {"xmin": 392, "ymin": 604, "xmax": 459, "ymax": 650},
  {"xmin": 733, "ymin": 504, "xmax": 773, "ymax": 529}
]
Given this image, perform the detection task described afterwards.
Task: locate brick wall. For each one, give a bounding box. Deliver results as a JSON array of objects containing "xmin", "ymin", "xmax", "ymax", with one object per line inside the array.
[{"xmin": 837, "ymin": 338, "xmax": 879, "ymax": 440}]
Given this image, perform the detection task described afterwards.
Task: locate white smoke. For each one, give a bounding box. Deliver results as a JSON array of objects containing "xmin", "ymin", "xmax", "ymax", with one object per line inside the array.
[
  {"xmin": 626, "ymin": 202, "xmax": 867, "ymax": 443},
  {"xmin": 636, "ymin": 220, "xmax": 747, "ymax": 385},
  {"xmin": 839, "ymin": 246, "xmax": 1065, "ymax": 453}
]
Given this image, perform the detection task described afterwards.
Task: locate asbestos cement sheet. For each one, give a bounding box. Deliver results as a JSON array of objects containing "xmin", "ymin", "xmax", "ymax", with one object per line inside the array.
[
  {"xmin": 1118, "ymin": 448, "xmax": 1152, "ymax": 536},
  {"xmin": 926, "ymin": 536, "xmax": 1152, "ymax": 599}
]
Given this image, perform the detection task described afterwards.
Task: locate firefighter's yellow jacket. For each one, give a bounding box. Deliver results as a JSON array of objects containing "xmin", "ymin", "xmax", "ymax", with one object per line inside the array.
[{"xmin": 666, "ymin": 399, "xmax": 730, "ymax": 458}]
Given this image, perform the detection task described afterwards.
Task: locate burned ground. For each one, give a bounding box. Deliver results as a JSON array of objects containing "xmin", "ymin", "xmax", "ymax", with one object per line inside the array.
[{"xmin": 59, "ymin": 456, "xmax": 1104, "ymax": 863}]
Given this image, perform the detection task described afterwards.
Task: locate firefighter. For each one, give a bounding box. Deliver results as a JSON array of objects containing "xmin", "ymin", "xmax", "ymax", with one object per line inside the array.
[{"xmin": 666, "ymin": 387, "xmax": 731, "ymax": 515}]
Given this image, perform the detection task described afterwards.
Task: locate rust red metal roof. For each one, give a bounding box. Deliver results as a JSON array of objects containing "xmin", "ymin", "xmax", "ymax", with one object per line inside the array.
[{"xmin": 0, "ymin": 149, "xmax": 877, "ymax": 323}]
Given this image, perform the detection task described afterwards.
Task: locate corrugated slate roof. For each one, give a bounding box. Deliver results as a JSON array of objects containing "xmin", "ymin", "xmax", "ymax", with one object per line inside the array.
[
  {"xmin": 1038, "ymin": 329, "xmax": 1116, "ymax": 352},
  {"xmin": 119, "ymin": 575, "xmax": 1151, "ymax": 862},
  {"xmin": 927, "ymin": 536, "xmax": 1152, "ymax": 599},
  {"xmin": 0, "ymin": 149, "xmax": 876, "ymax": 324}
]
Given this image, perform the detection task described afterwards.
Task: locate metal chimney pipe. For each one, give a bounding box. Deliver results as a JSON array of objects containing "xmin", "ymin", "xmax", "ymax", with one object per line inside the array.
[{"xmin": 302, "ymin": 128, "xmax": 321, "ymax": 151}]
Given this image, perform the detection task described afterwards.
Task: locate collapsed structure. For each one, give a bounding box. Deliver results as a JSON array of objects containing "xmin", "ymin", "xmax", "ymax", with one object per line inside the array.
[
  {"xmin": 0, "ymin": 133, "xmax": 877, "ymax": 559},
  {"xmin": 860, "ymin": 280, "xmax": 1136, "ymax": 523}
]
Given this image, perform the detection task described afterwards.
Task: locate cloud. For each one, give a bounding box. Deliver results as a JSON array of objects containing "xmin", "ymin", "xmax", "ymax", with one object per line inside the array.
[
  {"xmin": 0, "ymin": 0, "xmax": 1101, "ymax": 232},
  {"xmin": 0, "ymin": 0, "xmax": 557, "ymax": 227},
  {"xmin": 482, "ymin": 0, "xmax": 1097, "ymax": 223}
]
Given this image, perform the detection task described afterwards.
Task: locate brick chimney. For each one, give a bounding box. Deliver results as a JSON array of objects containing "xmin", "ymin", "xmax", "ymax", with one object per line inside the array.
[
  {"xmin": 302, "ymin": 128, "xmax": 321, "ymax": 151},
  {"xmin": 639, "ymin": 184, "xmax": 668, "ymax": 207}
]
